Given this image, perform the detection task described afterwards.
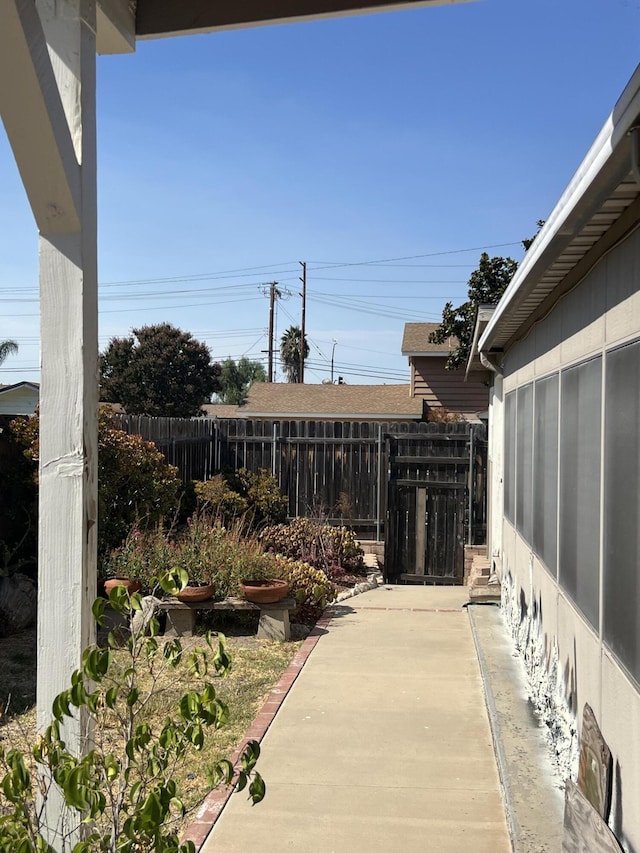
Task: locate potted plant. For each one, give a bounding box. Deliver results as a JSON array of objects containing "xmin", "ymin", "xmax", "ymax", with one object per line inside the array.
[
  {"xmin": 238, "ymin": 553, "xmax": 289, "ymax": 603},
  {"xmin": 101, "ymin": 528, "xmax": 160, "ymax": 596},
  {"xmin": 240, "ymin": 577, "xmax": 289, "ymax": 604}
]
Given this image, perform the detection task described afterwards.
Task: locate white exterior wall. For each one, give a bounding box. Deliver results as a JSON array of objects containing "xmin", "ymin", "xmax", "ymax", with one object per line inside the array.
[
  {"xmin": 499, "ymin": 225, "xmax": 640, "ymax": 853},
  {"xmin": 487, "ymin": 373, "xmax": 503, "ymax": 566}
]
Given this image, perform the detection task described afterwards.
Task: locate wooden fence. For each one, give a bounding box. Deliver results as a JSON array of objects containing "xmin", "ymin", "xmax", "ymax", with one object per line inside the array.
[{"xmin": 113, "ymin": 416, "xmax": 486, "ymax": 543}]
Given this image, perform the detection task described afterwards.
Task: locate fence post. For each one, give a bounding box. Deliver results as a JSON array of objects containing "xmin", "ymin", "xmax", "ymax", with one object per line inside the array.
[
  {"xmin": 272, "ymin": 422, "xmax": 278, "ymax": 480},
  {"xmin": 468, "ymin": 425, "xmax": 474, "ymax": 545},
  {"xmin": 376, "ymin": 422, "xmax": 383, "ymax": 541}
]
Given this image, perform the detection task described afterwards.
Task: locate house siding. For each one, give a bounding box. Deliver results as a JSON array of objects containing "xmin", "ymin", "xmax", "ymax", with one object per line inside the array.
[
  {"xmin": 0, "ymin": 386, "xmax": 39, "ymax": 415},
  {"xmin": 412, "ymin": 356, "xmax": 489, "ymax": 411},
  {"xmin": 499, "ymin": 225, "xmax": 640, "ymax": 853}
]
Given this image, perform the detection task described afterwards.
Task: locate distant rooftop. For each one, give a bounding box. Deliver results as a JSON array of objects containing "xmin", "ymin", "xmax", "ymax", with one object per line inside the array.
[
  {"xmin": 235, "ymin": 383, "xmax": 422, "ymax": 419},
  {"xmin": 401, "ymin": 323, "xmax": 458, "ymax": 355}
]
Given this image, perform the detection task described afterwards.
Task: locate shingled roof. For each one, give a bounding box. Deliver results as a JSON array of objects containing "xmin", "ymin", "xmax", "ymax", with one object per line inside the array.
[
  {"xmin": 237, "ymin": 383, "xmax": 423, "ymax": 419},
  {"xmin": 401, "ymin": 323, "xmax": 458, "ymax": 355}
]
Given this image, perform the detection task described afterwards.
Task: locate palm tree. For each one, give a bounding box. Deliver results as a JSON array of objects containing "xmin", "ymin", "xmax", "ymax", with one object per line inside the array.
[
  {"xmin": 280, "ymin": 326, "xmax": 309, "ymax": 383},
  {"xmin": 0, "ymin": 339, "xmax": 18, "ymax": 366}
]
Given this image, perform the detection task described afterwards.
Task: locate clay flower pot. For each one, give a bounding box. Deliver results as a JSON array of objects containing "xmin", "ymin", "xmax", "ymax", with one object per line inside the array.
[
  {"xmin": 240, "ymin": 578, "xmax": 289, "ymax": 604},
  {"xmin": 176, "ymin": 583, "xmax": 215, "ymax": 603},
  {"xmin": 104, "ymin": 578, "xmax": 142, "ymax": 596}
]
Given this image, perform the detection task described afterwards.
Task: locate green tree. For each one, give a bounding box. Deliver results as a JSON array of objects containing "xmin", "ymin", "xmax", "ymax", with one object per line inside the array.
[
  {"xmin": 522, "ymin": 219, "xmax": 546, "ymax": 251},
  {"xmin": 100, "ymin": 324, "xmax": 221, "ymax": 417},
  {"xmin": 429, "ymin": 253, "xmax": 518, "ymax": 370},
  {"xmin": 279, "ymin": 326, "xmax": 309, "ymax": 384},
  {"xmin": 0, "ymin": 340, "xmax": 18, "ymax": 366},
  {"xmin": 215, "ymin": 357, "xmax": 267, "ymax": 405}
]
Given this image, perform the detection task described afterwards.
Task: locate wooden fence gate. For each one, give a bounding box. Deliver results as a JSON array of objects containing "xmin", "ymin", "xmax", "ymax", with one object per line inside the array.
[
  {"xmin": 384, "ymin": 423, "xmax": 486, "ymax": 584},
  {"xmin": 111, "ymin": 416, "xmax": 486, "ymax": 561}
]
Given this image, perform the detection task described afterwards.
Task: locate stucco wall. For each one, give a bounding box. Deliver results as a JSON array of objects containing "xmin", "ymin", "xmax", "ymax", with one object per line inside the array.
[{"xmin": 499, "ymin": 225, "xmax": 640, "ymax": 853}]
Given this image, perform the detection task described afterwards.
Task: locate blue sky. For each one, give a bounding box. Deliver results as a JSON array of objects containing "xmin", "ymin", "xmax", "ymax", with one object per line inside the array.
[{"xmin": 1, "ymin": 0, "xmax": 639, "ymax": 386}]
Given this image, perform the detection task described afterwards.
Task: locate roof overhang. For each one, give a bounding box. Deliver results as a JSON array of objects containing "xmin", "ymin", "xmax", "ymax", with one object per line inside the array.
[
  {"xmin": 96, "ymin": 0, "xmax": 476, "ymax": 53},
  {"xmin": 479, "ymin": 63, "xmax": 640, "ymax": 355},
  {"xmin": 465, "ymin": 305, "xmax": 495, "ymax": 381},
  {"xmin": 0, "ymin": 381, "xmax": 40, "ymax": 394}
]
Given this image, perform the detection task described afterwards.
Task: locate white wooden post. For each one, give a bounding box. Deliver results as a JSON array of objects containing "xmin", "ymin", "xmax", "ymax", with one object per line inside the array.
[
  {"xmin": 38, "ymin": 0, "xmax": 98, "ymax": 845},
  {"xmin": 36, "ymin": 0, "xmax": 98, "ymax": 729}
]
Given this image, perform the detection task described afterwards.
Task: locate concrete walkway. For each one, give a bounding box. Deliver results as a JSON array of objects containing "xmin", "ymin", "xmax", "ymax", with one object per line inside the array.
[{"xmin": 199, "ymin": 585, "xmax": 511, "ymax": 852}]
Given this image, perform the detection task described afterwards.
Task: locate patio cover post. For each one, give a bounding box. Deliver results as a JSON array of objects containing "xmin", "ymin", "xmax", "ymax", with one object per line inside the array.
[
  {"xmin": 0, "ymin": 0, "xmax": 99, "ymax": 844},
  {"xmin": 36, "ymin": 0, "xmax": 99, "ymax": 746}
]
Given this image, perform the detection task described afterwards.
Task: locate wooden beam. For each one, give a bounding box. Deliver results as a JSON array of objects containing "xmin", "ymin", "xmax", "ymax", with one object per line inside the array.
[
  {"xmin": 96, "ymin": 0, "xmax": 135, "ymax": 54},
  {"xmin": 0, "ymin": 0, "xmax": 81, "ymax": 233},
  {"xmin": 35, "ymin": 0, "xmax": 99, "ymax": 846},
  {"xmin": 136, "ymin": 0, "xmax": 475, "ymax": 39}
]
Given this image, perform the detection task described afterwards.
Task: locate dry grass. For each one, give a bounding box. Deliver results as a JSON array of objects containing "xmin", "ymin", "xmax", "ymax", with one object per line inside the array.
[{"xmin": 0, "ymin": 624, "xmax": 301, "ymax": 830}]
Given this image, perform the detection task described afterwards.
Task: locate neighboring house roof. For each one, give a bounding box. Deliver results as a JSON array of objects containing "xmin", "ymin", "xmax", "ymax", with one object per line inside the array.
[
  {"xmin": 0, "ymin": 381, "xmax": 40, "ymax": 394},
  {"xmin": 401, "ymin": 323, "xmax": 459, "ymax": 355},
  {"xmin": 480, "ymin": 64, "xmax": 640, "ymax": 352},
  {"xmin": 0, "ymin": 381, "xmax": 40, "ymax": 416},
  {"xmin": 201, "ymin": 404, "xmax": 240, "ymax": 418},
  {"xmin": 236, "ymin": 383, "xmax": 423, "ymax": 420}
]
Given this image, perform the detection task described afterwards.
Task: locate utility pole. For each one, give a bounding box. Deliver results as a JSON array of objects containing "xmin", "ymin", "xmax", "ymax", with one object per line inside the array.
[
  {"xmin": 299, "ymin": 261, "xmax": 306, "ymax": 384},
  {"xmin": 268, "ymin": 281, "xmax": 277, "ymax": 382}
]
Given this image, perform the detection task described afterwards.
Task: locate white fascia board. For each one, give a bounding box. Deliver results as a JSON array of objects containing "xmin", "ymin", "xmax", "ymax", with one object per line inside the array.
[
  {"xmin": 97, "ymin": 0, "xmax": 135, "ymax": 54},
  {"xmin": 480, "ymin": 63, "xmax": 640, "ymax": 353},
  {"xmin": 0, "ymin": 0, "xmax": 81, "ymax": 233}
]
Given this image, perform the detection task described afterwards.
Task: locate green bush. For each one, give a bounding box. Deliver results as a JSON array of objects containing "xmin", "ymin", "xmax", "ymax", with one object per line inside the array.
[
  {"xmin": 222, "ymin": 468, "xmax": 288, "ymax": 529},
  {"xmin": 102, "ymin": 515, "xmax": 267, "ymax": 599},
  {"xmin": 259, "ymin": 517, "xmax": 363, "ymax": 578},
  {"xmin": 193, "ymin": 476, "xmax": 249, "ymax": 524},
  {"xmin": 0, "ymin": 577, "xmax": 264, "ymax": 852},
  {"xmin": 265, "ymin": 553, "xmax": 337, "ymax": 618},
  {"xmin": 9, "ymin": 411, "xmax": 182, "ymax": 566},
  {"xmin": 0, "ymin": 418, "xmax": 37, "ymax": 575}
]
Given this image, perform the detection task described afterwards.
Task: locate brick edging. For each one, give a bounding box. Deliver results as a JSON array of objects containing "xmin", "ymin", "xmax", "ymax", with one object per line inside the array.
[{"xmin": 181, "ymin": 607, "xmax": 337, "ymax": 850}]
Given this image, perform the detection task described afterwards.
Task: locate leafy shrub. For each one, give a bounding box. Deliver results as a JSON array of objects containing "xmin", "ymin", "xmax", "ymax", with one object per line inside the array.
[
  {"xmin": 221, "ymin": 468, "xmax": 288, "ymax": 529},
  {"xmin": 101, "ymin": 527, "xmax": 174, "ymax": 593},
  {"xmin": 259, "ymin": 518, "xmax": 363, "ymax": 578},
  {"xmin": 97, "ymin": 413, "xmax": 182, "ymax": 558},
  {"xmin": 193, "ymin": 476, "xmax": 249, "ymax": 524},
  {"xmin": 10, "ymin": 411, "xmax": 182, "ymax": 565},
  {"xmin": 102, "ymin": 515, "xmax": 268, "ymax": 600},
  {"xmin": 264, "ymin": 553, "xmax": 337, "ymax": 620},
  {"xmin": 0, "ymin": 576, "xmax": 264, "ymax": 852},
  {"xmin": 0, "ymin": 418, "xmax": 37, "ymax": 576}
]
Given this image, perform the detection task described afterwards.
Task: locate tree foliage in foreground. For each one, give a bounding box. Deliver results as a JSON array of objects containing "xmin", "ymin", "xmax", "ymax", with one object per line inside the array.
[
  {"xmin": 100, "ymin": 324, "xmax": 221, "ymax": 417},
  {"xmin": 215, "ymin": 357, "xmax": 267, "ymax": 405},
  {"xmin": 0, "ymin": 575, "xmax": 265, "ymax": 853}
]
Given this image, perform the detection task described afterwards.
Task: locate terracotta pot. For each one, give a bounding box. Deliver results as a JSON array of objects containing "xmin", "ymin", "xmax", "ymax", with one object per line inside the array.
[
  {"xmin": 104, "ymin": 578, "xmax": 142, "ymax": 596},
  {"xmin": 240, "ymin": 578, "xmax": 289, "ymax": 604},
  {"xmin": 176, "ymin": 583, "xmax": 215, "ymax": 603}
]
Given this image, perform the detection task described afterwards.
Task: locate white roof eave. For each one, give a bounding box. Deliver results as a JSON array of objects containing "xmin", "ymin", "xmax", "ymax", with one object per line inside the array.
[{"xmin": 479, "ymin": 63, "xmax": 640, "ymax": 354}]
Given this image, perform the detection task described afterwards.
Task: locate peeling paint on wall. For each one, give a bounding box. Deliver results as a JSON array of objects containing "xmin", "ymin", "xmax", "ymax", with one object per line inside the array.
[{"xmin": 502, "ymin": 571, "xmax": 578, "ymax": 783}]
